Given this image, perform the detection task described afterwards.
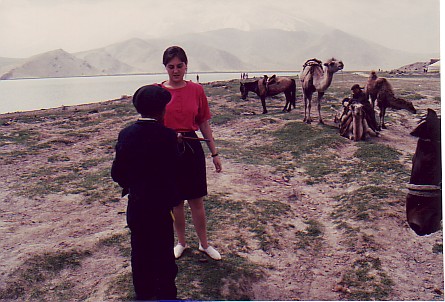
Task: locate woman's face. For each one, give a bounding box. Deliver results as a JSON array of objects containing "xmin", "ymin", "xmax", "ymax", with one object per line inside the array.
[{"xmin": 165, "ymin": 56, "xmax": 187, "ymax": 83}]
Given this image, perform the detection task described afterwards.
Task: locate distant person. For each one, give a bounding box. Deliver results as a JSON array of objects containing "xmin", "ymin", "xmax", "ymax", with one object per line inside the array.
[
  {"xmin": 196, "ymin": 74, "xmax": 200, "ymax": 83},
  {"xmin": 160, "ymin": 45, "xmax": 222, "ymax": 260},
  {"xmin": 111, "ymin": 85, "xmax": 180, "ymax": 300}
]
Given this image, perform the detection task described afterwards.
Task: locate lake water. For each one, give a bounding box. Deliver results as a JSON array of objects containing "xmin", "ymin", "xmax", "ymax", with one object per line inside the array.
[{"xmin": 0, "ymin": 71, "xmax": 298, "ymax": 114}]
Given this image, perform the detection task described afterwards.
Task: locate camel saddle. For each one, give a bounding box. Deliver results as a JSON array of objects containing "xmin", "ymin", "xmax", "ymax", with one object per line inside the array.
[{"xmin": 303, "ymin": 58, "xmax": 322, "ymax": 69}]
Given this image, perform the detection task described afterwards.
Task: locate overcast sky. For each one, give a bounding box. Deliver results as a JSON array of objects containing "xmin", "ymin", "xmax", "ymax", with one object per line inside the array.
[{"xmin": 0, "ymin": 0, "xmax": 440, "ymax": 58}]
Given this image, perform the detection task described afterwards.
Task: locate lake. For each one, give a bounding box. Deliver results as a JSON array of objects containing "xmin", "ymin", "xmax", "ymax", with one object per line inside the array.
[{"xmin": 0, "ymin": 71, "xmax": 299, "ymax": 114}]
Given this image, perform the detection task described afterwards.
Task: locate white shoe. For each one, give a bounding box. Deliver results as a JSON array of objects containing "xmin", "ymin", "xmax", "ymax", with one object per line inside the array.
[
  {"xmin": 199, "ymin": 243, "xmax": 221, "ymax": 260},
  {"xmin": 174, "ymin": 243, "xmax": 187, "ymax": 259}
]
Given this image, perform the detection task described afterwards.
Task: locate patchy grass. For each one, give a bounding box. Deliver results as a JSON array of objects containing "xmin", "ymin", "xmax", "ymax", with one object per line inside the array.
[
  {"xmin": 433, "ymin": 243, "xmax": 443, "ymax": 254},
  {"xmin": 105, "ymin": 272, "xmax": 134, "ymax": 301},
  {"xmin": 176, "ymin": 253, "xmax": 262, "ymax": 300},
  {"xmin": 218, "ymin": 120, "xmax": 345, "ymax": 183},
  {"xmin": 295, "ymin": 219, "xmax": 324, "ymax": 251},
  {"xmin": 351, "ymin": 141, "xmax": 410, "ymax": 184},
  {"xmin": 332, "ymin": 186, "xmax": 403, "ymax": 222},
  {"xmin": 0, "ymin": 250, "xmax": 92, "ymax": 301},
  {"xmin": 98, "ymin": 232, "xmax": 131, "ymax": 258},
  {"xmin": 0, "ymin": 129, "xmax": 40, "ymax": 147},
  {"xmin": 340, "ymin": 256, "xmax": 394, "ymax": 300}
]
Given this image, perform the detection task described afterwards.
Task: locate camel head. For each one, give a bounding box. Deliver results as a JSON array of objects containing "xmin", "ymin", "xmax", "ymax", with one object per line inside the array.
[
  {"xmin": 350, "ymin": 103, "xmax": 365, "ymax": 141},
  {"xmin": 324, "ymin": 58, "xmax": 344, "ymax": 73},
  {"xmin": 351, "ymin": 103, "xmax": 364, "ymax": 119},
  {"xmin": 390, "ymin": 97, "xmax": 417, "ymax": 114}
]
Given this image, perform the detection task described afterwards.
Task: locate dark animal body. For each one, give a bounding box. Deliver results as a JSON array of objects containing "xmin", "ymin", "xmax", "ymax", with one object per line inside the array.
[
  {"xmin": 406, "ymin": 109, "xmax": 442, "ymax": 236},
  {"xmin": 240, "ymin": 76, "xmax": 296, "ymax": 114},
  {"xmin": 365, "ymin": 71, "xmax": 416, "ymax": 129}
]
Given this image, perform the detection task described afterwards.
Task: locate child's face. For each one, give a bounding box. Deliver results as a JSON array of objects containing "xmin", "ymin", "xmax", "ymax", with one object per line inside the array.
[{"xmin": 165, "ymin": 56, "xmax": 187, "ymax": 84}]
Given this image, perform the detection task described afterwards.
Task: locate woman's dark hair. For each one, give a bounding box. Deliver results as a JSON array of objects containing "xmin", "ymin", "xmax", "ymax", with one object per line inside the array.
[{"xmin": 162, "ymin": 46, "xmax": 188, "ymax": 66}]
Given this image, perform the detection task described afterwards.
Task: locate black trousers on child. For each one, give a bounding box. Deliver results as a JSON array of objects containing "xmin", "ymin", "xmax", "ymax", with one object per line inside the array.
[{"xmin": 129, "ymin": 211, "xmax": 178, "ymax": 300}]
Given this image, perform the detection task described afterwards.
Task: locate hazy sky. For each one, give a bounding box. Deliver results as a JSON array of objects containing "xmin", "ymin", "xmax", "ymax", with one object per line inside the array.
[{"xmin": 0, "ymin": 0, "xmax": 440, "ymax": 58}]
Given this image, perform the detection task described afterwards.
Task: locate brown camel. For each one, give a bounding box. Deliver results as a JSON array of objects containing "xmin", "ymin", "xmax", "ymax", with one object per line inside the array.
[
  {"xmin": 339, "ymin": 102, "xmax": 378, "ymax": 141},
  {"xmin": 365, "ymin": 71, "xmax": 416, "ymax": 129},
  {"xmin": 300, "ymin": 58, "xmax": 344, "ymax": 124}
]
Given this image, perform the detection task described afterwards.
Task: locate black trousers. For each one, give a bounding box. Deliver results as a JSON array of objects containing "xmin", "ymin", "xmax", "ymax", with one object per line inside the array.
[{"xmin": 129, "ymin": 211, "xmax": 178, "ymax": 300}]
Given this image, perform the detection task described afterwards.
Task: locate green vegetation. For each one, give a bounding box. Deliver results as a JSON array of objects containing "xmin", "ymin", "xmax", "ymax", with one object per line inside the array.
[
  {"xmin": 332, "ymin": 185, "xmax": 403, "ymax": 222},
  {"xmin": 340, "ymin": 256, "xmax": 394, "ymax": 300},
  {"xmin": 433, "ymin": 243, "xmax": 443, "ymax": 254},
  {"xmin": 0, "ymin": 250, "xmax": 91, "ymax": 300},
  {"xmin": 177, "ymin": 253, "xmax": 261, "ymax": 300},
  {"xmin": 295, "ymin": 219, "xmax": 324, "ymax": 251}
]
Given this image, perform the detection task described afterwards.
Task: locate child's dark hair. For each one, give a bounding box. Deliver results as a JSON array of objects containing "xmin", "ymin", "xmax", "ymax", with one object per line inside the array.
[
  {"xmin": 163, "ymin": 46, "xmax": 188, "ymax": 66},
  {"xmin": 132, "ymin": 85, "xmax": 171, "ymax": 116}
]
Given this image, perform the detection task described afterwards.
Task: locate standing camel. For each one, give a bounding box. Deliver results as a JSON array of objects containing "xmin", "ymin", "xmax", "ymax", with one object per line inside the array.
[
  {"xmin": 300, "ymin": 58, "xmax": 344, "ymax": 124},
  {"xmin": 365, "ymin": 71, "xmax": 416, "ymax": 129}
]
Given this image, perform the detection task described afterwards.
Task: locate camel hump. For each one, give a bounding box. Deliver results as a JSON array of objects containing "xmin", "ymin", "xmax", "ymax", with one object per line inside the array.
[
  {"xmin": 303, "ymin": 58, "xmax": 322, "ymax": 68},
  {"xmin": 375, "ymin": 77, "xmax": 388, "ymax": 88}
]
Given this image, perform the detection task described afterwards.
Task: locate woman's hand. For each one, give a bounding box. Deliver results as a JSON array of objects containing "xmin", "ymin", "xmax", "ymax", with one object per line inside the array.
[
  {"xmin": 212, "ymin": 155, "xmax": 222, "ymax": 173},
  {"xmin": 199, "ymin": 120, "xmax": 222, "ymax": 173}
]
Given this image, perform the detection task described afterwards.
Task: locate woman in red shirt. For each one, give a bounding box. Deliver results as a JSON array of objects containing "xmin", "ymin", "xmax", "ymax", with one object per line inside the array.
[{"xmin": 161, "ymin": 46, "xmax": 222, "ymax": 260}]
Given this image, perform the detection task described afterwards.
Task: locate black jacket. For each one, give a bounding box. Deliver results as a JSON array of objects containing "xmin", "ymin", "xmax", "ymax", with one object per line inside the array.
[{"xmin": 111, "ymin": 120, "xmax": 181, "ymax": 224}]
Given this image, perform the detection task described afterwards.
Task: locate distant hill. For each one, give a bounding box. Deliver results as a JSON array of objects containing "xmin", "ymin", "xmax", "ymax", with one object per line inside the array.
[
  {"xmin": 0, "ymin": 28, "xmax": 438, "ymax": 79},
  {"xmin": 390, "ymin": 59, "xmax": 440, "ymax": 73},
  {"xmin": 0, "ymin": 49, "xmax": 102, "ymax": 80}
]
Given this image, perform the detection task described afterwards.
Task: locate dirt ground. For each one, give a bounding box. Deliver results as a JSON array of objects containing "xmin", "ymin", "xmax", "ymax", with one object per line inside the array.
[{"xmin": 0, "ymin": 72, "xmax": 442, "ymax": 301}]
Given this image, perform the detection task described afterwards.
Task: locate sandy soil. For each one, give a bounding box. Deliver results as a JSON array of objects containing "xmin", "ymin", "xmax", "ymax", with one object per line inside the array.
[{"xmin": 0, "ymin": 72, "xmax": 442, "ymax": 301}]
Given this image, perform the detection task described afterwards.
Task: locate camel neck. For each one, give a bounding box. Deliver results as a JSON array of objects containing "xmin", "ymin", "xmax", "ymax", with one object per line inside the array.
[{"xmin": 316, "ymin": 68, "xmax": 334, "ymax": 90}]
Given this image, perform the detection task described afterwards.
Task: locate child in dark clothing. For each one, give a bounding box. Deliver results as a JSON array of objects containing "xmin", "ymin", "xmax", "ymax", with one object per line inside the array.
[{"xmin": 111, "ymin": 85, "xmax": 180, "ymax": 300}]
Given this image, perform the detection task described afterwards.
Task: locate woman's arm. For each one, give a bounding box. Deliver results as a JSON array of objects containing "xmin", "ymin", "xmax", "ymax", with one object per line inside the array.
[{"xmin": 199, "ymin": 120, "xmax": 222, "ymax": 173}]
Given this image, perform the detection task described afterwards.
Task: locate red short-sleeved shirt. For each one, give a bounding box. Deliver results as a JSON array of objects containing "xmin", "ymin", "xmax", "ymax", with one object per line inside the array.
[{"xmin": 161, "ymin": 81, "xmax": 211, "ymax": 132}]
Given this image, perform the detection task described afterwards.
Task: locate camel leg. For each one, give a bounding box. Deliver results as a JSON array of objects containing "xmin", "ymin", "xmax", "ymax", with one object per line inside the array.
[
  {"xmin": 317, "ymin": 92, "xmax": 324, "ymax": 124},
  {"xmin": 370, "ymin": 95, "xmax": 376, "ymax": 110},
  {"xmin": 363, "ymin": 119, "xmax": 378, "ymax": 137},
  {"xmin": 305, "ymin": 95, "xmax": 313, "ymax": 124},
  {"xmin": 380, "ymin": 107, "xmax": 387, "ymax": 129},
  {"xmin": 303, "ymin": 92, "xmax": 310, "ymax": 123},
  {"xmin": 261, "ymin": 96, "xmax": 267, "ymax": 114}
]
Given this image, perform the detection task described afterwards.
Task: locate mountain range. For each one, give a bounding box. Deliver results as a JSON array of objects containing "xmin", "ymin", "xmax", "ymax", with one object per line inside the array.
[{"xmin": 0, "ymin": 28, "xmax": 438, "ymax": 80}]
